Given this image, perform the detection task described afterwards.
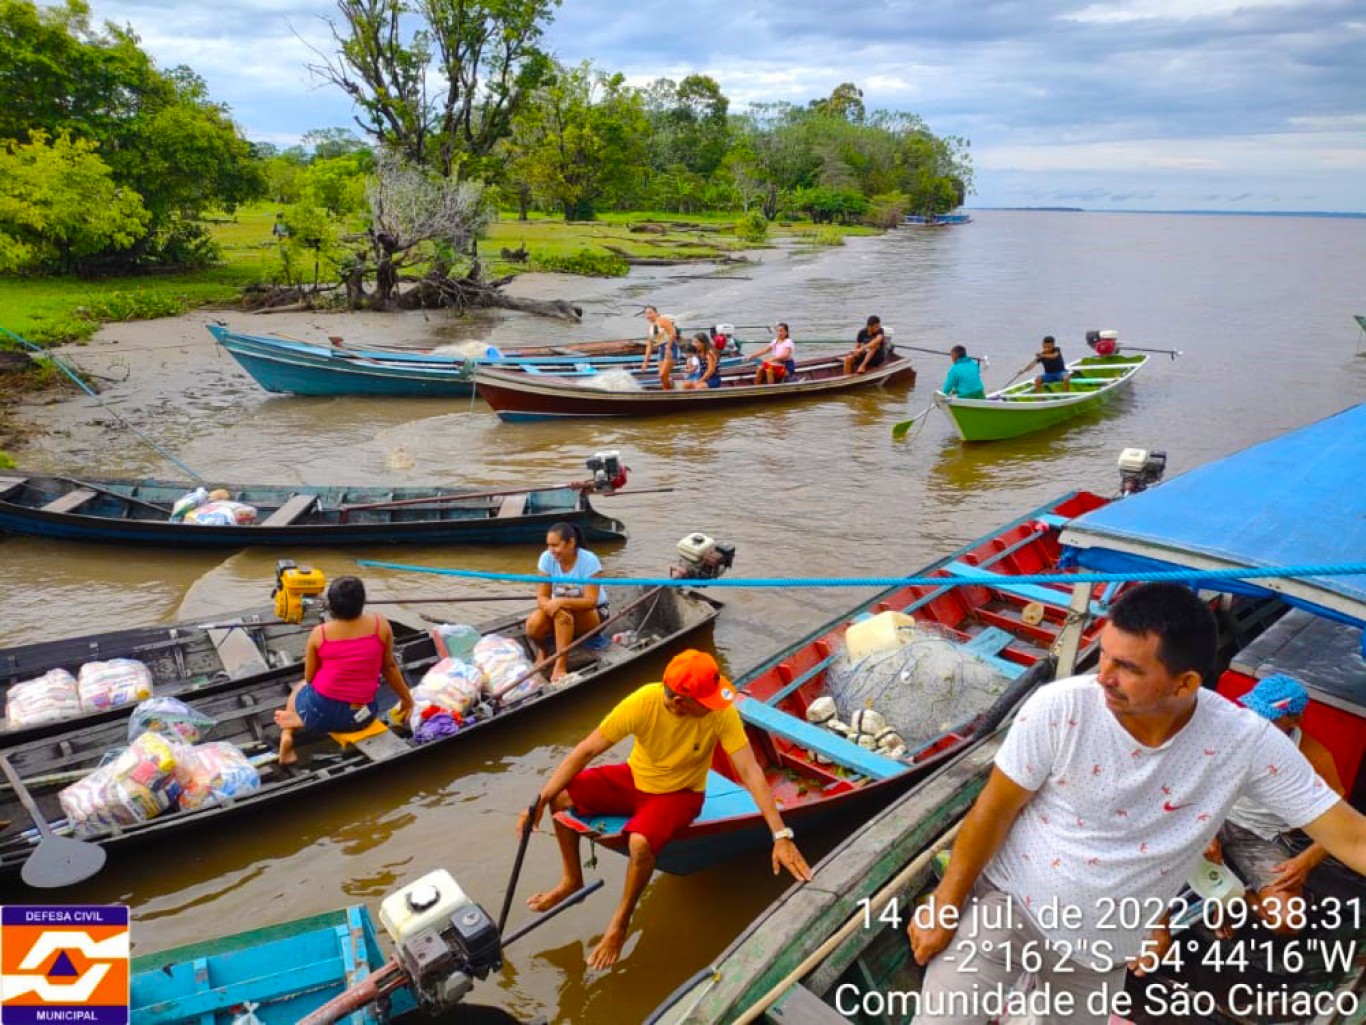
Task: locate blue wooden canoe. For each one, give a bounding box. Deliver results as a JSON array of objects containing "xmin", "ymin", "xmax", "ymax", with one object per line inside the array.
[
  {"xmin": 0, "ymin": 474, "xmax": 625, "ymax": 548},
  {"xmin": 131, "ymin": 905, "xmax": 418, "ymax": 1024}
]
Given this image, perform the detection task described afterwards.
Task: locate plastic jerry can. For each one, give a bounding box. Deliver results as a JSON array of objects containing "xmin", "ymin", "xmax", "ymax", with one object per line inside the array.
[
  {"xmin": 379, "ymin": 868, "xmax": 474, "ymax": 945},
  {"xmin": 844, "ymin": 611, "xmax": 917, "ymax": 660}
]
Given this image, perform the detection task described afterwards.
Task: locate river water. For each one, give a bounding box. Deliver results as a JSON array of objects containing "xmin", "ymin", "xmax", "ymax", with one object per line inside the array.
[{"xmin": 2, "ymin": 211, "xmax": 1364, "ymax": 1022}]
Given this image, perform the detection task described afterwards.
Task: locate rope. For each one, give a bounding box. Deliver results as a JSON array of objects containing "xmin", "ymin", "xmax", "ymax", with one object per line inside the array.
[
  {"xmin": 0, "ymin": 327, "xmax": 204, "ymax": 482},
  {"xmin": 355, "ymin": 560, "xmax": 1366, "ymax": 589}
]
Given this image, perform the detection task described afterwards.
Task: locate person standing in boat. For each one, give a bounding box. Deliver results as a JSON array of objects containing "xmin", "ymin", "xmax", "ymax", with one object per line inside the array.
[
  {"xmin": 1205, "ymin": 673, "xmax": 1346, "ymax": 935},
  {"xmin": 843, "ymin": 315, "xmax": 888, "ymax": 375},
  {"xmin": 518, "ymin": 649, "xmax": 812, "ymax": 969},
  {"xmin": 1030, "ymin": 334, "xmax": 1072, "ymax": 392},
  {"xmin": 274, "ymin": 576, "xmax": 414, "ymax": 766},
  {"xmin": 681, "ymin": 332, "xmax": 722, "ymax": 390},
  {"xmin": 640, "ymin": 306, "xmax": 681, "ymax": 390},
  {"xmin": 908, "ymin": 583, "xmax": 1366, "ymax": 1025},
  {"xmin": 749, "ymin": 322, "xmax": 797, "ymax": 384},
  {"xmin": 940, "ymin": 345, "xmax": 987, "ymax": 399},
  {"xmin": 525, "ymin": 522, "xmax": 608, "ymax": 683}
]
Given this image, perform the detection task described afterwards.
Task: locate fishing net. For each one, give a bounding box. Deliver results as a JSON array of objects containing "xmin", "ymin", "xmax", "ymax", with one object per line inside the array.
[
  {"xmin": 824, "ymin": 623, "xmax": 1013, "ymax": 751},
  {"xmin": 576, "ymin": 369, "xmax": 644, "ymax": 392}
]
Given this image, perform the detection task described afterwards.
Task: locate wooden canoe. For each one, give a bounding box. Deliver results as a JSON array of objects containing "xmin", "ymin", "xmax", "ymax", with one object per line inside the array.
[
  {"xmin": 556, "ymin": 490, "xmax": 1120, "ymax": 875},
  {"xmin": 0, "ymin": 474, "xmax": 626, "ymax": 548},
  {"xmin": 934, "ymin": 353, "xmax": 1148, "ymax": 442},
  {"xmin": 474, "ymin": 351, "xmax": 918, "ymax": 421},
  {"xmin": 0, "ymin": 585, "xmax": 723, "ymax": 884}
]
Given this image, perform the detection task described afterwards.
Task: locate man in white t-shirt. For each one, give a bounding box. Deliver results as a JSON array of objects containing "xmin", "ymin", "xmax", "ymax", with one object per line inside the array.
[{"xmin": 909, "ymin": 583, "xmax": 1366, "ymax": 1025}]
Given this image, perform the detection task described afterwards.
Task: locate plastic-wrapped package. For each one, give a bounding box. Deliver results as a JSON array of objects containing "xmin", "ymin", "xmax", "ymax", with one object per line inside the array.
[
  {"xmin": 58, "ymin": 733, "xmax": 183, "ymax": 836},
  {"xmin": 175, "ymin": 742, "xmax": 261, "ymax": 810},
  {"xmin": 5, "ymin": 669, "xmax": 81, "ymax": 728},
  {"xmin": 128, "ymin": 696, "xmax": 216, "ymax": 745},
  {"xmin": 472, "ymin": 634, "xmax": 542, "ymax": 703},
  {"xmin": 412, "ymin": 657, "xmax": 485, "ymax": 715},
  {"xmin": 434, "ymin": 623, "xmax": 481, "ymax": 661},
  {"xmin": 77, "ymin": 658, "xmax": 154, "ymax": 711},
  {"xmin": 170, "ymin": 486, "xmax": 209, "ymax": 521},
  {"xmin": 183, "ymin": 500, "xmax": 258, "ymax": 526}
]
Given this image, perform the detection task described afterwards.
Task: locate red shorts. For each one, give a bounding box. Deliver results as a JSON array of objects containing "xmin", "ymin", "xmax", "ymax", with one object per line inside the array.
[
  {"xmin": 567, "ymin": 763, "xmax": 704, "ymax": 854},
  {"xmin": 761, "ymin": 361, "xmax": 789, "ymax": 382}
]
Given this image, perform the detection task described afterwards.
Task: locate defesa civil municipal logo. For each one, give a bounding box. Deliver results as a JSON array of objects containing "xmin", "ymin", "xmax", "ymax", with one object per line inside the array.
[{"xmin": 0, "ymin": 906, "xmax": 129, "ymax": 1024}]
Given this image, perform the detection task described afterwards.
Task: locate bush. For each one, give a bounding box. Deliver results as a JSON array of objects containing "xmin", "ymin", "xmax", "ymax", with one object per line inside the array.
[
  {"xmin": 865, "ymin": 193, "xmax": 910, "ymax": 229},
  {"xmin": 79, "ymin": 291, "xmax": 196, "ymax": 322},
  {"xmin": 0, "ymin": 450, "xmax": 14, "ymax": 470},
  {"xmin": 736, "ymin": 210, "xmax": 769, "ymax": 244},
  {"xmin": 526, "ymin": 248, "xmax": 629, "ymax": 277}
]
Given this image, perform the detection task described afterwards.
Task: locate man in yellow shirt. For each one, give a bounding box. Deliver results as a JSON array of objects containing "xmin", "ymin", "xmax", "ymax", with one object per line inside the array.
[{"xmin": 519, "ymin": 649, "xmax": 811, "ymax": 969}]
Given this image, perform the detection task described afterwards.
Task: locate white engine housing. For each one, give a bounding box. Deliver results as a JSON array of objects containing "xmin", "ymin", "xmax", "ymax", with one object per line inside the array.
[{"xmin": 379, "ymin": 869, "xmax": 476, "ymax": 946}]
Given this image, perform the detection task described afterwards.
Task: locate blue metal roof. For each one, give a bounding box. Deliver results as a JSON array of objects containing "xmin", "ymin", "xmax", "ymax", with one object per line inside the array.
[{"xmin": 1060, "ymin": 403, "xmax": 1366, "ymax": 625}]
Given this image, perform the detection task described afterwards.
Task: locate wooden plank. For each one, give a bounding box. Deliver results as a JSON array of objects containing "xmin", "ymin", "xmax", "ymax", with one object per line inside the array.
[
  {"xmin": 768, "ymin": 983, "xmax": 849, "ymax": 1023},
  {"xmin": 208, "ymin": 628, "xmax": 270, "ymax": 679},
  {"xmin": 259, "ymin": 494, "xmax": 317, "ymax": 527},
  {"xmin": 496, "ymin": 493, "xmax": 529, "ymax": 519},
  {"xmin": 0, "ymin": 475, "xmax": 28, "ymax": 495},
  {"xmin": 40, "ymin": 488, "xmax": 97, "ymax": 514},
  {"xmin": 737, "ymin": 699, "xmax": 905, "ymax": 780}
]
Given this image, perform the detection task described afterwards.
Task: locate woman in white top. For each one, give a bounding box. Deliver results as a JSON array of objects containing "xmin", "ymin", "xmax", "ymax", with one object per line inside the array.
[
  {"xmin": 749, "ymin": 322, "xmax": 796, "ymax": 385},
  {"xmin": 525, "ymin": 521, "xmax": 607, "ymax": 682}
]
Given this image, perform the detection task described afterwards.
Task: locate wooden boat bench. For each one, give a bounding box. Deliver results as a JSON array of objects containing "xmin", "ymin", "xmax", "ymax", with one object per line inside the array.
[
  {"xmin": 40, "ymin": 488, "xmax": 98, "ymax": 515},
  {"xmin": 259, "ymin": 494, "xmax": 318, "ymax": 527},
  {"xmin": 208, "ymin": 626, "xmax": 271, "ymax": 678},
  {"xmin": 0, "ymin": 475, "xmax": 27, "ymax": 497},
  {"xmin": 961, "ymin": 626, "xmax": 1028, "ymax": 679},
  {"xmin": 737, "ymin": 698, "xmax": 904, "ymax": 780},
  {"xmin": 566, "ymin": 770, "xmax": 759, "ymax": 836},
  {"xmin": 496, "ymin": 494, "xmax": 528, "ymax": 519},
  {"xmin": 329, "ymin": 718, "xmax": 408, "ymax": 762},
  {"xmin": 943, "ymin": 560, "xmax": 1106, "ymax": 617}
]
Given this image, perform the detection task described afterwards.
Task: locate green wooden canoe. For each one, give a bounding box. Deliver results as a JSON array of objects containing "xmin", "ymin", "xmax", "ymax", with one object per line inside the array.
[{"xmin": 935, "ymin": 353, "xmax": 1148, "ymax": 442}]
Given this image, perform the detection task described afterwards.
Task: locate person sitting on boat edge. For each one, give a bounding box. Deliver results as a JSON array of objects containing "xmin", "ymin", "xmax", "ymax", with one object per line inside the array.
[
  {"xmin": 274, "ymin": 576, "xmax": 415, "ymax": 766},
  {"xmin": 1030, "ymin": 334, "xmax": 1071, "ymax": 392},
  {"xmin": 518, "ymin": 649, "xmax": 812, "ymax": 969},
  {"xmin": 748, "ymin": 322, "xmax": 797, "ymax": 384},
  {"xmin": 1204, "ymin": 673, "xmax": 1346, "ymax": 935},
  {"xmin": 525, "ymin": 521, "xmax": 608, "ymax": 683},
  {"xmin": 941, "ymin": 345, "xmax": 986, "ymax": 400},
  {"xmin": 843, "ymin": 315, "xmax": 888, "ymax": 375},
  {"xmin": 681, "ymin": 332, "xmax": 722, "ymax": 390},
  {"xmin": 908, "ymin": 583, "xmax": 1366, "ymax": 1025},
  {"xmin": 640, "ymin": 305, "xmax": 681, "ymax": 391}
]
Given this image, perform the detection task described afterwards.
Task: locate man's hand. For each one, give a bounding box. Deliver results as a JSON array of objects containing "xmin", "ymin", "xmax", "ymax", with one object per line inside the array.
[
  {"xmin": 908, "ymin": 895, "xmax": 959, "ymax": 966},
  {"xmin": 1270, "ymin": 852, "xmax": 1314, "ymax": 892},
  {"xmin": 1129, "ymin": 922, "xmax": 1173, "ymax": 977},
  {"xmin": 773, "ymin": 837, "xmax": 812, "ymax": 882},
  {"xmin": 516, "ymin": 796, "xmax": 547, "ymax": 839},
  {"xmin": 1204, "ymin": 836, "xmax": 1223, "ymax": 864}
]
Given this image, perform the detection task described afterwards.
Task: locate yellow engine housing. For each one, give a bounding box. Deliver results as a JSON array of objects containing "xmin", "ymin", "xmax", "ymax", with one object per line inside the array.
[{"xmin": 273, "ymin": 563, "xmax": 327, "ymax": 623}]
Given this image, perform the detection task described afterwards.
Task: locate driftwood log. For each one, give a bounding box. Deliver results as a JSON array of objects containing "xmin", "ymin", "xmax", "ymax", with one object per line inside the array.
[{"xmin": 602, "ymin": 245, "xmax": 750, "ymax": 267}]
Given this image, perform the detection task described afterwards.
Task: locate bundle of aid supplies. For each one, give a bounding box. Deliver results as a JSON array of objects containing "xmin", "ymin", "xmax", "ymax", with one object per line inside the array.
[
  {"xmin": 5, "ymin": 658, "xmax": 154, "ymax": 729},
  {"xmin": 58, "ymin": 695, "xmax": 261, "ymax": 835},
  {"xmin": 170, "ymin": 486, "xmax": 258, "ymax": 526},
  {"xmin": 410, "ymin": 628, "xmax": 545, "ymax": 722}
]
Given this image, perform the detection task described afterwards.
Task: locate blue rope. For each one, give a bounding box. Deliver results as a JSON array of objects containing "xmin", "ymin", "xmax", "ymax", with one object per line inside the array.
[
  {"xmin": 355, "ymin": 559, "xmax": 1366, "ymax": 589},
  {"xmin": 0, "ymin": 326, "xmax": 204, "ymax": 482}
]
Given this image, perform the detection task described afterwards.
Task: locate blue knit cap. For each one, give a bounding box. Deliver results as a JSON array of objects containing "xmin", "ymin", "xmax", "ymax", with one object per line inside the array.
[{"xmin": 1240, "ymin": 674, "xmax": 1309, "ymax": 720}]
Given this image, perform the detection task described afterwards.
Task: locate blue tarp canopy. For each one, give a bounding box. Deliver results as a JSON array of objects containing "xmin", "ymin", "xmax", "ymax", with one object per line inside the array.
[{"xmin": 1060, "ymin": 403, "xmax": 1366, "ymax": 627}]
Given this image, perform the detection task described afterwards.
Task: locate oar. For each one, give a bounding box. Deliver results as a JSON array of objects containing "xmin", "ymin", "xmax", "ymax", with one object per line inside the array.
[
  {"xmin": 498, "ymin": 796, "xmax": 540, "ymax": 933},
  {"xmin": 897, "ymin": 345, "xmax": 989, "ymax": 367},
  {"xmin": 491, "ymin": 586, "xmax": 665, "ymax": 708},
  {"xmin": 366, "ymin": 595, "xmax": 531, "ymax": 605},
  {"xmin": 0, "ymin": 753, "xmax": 106, "ymax": 888},
  {"xmin": 1116, "ymin": 345, "xmax": 1182, "ymax": 360},
  {"xmin": 891, "ymin": 404, "xmax": 935, "ymax": 441}
]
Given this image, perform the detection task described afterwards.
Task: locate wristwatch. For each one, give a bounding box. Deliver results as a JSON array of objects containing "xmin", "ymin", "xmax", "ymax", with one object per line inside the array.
[{"xmin": 772, "ymin": 827, "xmax": 795, "ymax": 843}]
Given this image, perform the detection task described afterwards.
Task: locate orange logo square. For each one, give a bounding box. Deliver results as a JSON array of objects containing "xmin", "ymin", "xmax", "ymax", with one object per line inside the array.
[{"xmin": 1, "ymin": 906, "xmax": 129, "ymax": 1024}]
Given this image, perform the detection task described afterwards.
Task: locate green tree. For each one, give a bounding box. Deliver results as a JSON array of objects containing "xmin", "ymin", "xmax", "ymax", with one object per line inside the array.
[
  {"xmin": 644, "ymin": 74, "xmax": 730, "ymax": 177},
  {"xmin": 297, "ymin": 155, "xmax": 370, "ymax": 217},
  {"xmin": 311, "ymin": 0, "xmax": 558, "ymax": 178},
  {"xmin": 302, "ymin": 127, "xmax": 368, "ymax": 160},
  {"xmin": 0, "ymin": 132, "xmax": 150, "ymax": 273}
]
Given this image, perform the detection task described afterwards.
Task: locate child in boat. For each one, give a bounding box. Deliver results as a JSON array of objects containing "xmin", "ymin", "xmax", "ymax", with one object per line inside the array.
[
  {"xmin": 1030, "ymin": 335, "xmax": 1071, "ymax": 391},
  {"xmin": 640, "ymin": 306, "xmax": 680, "ymax": 390},
  {"xmin": 274, "ymin": 576, "xmax": 414, "ymax": 766},
  {"xmin": 750, "ymin": 322, "xmax": 797, "ymax": 384},
  {"xmin": 843, "ymin": 315, "xmax": 888, "ymax": 375},
  {"xmin": 681, "ymin": 332, "xmax": 722, "ymax": 390}
]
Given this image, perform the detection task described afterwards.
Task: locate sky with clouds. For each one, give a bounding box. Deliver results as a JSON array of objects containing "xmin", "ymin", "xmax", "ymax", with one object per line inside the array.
[{"xmin": 85, "ymin": 0, "xmax": 1366, "ymax": 212}]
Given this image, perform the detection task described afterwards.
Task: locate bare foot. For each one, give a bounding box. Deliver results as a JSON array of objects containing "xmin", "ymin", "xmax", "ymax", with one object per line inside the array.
[
  {"xmin": 273, "ymin": 709, "xmax": 304, "ymax": 729},
  {"xmin": 550, "ymin": 662, "xmax": 568, "ymax": 683},
  {"xmin": 587, "ymin": 924, "xmax": 628, "ymax": 969},
  {"xmin": 278, "ymin": 750, "xmax": 298, "ymax": 766},
  {"xmin": 526, "ymin": 879, "xmax": 580, "ymax": 913}
]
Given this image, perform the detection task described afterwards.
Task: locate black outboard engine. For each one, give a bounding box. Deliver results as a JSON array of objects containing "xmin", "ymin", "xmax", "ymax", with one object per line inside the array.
[
  {"xmin": 585, "ymin": 450, "xmax": 628, "ymax": 492},
  {"xmin": 1117, "ymin": 448, "xmax": 1167, "ymax": 496},
  {"xmin": 672, "ymin": 532, "xmax": 737, "ymax": 581},
  {"xmin": 380, "ymin": 870, "xmax": 503, "ymax": 1013}
]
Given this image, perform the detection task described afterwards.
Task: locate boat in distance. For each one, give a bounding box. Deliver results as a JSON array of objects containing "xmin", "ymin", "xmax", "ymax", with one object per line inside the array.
[
  {"xmin": 0, "ymin": 473, "xmax": 626, "ymax": 547},
  {"xmin": 935, "ymin": 352, "xmax": 1148, "ymax": 442},
  {"xmin": 475, "ymin": 351, "xmax": 918, "ymax": 421}
]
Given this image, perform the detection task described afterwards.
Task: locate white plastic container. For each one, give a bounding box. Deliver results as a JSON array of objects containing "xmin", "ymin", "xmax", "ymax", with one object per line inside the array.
[
  {"xmin": 1188, "ymin": 858, "xmax": 1245, "ymax": 902},
  {"xmin": 379, "ymin": 868, "xmax": 474, "ymax": 945},
  {"xmin": 845, "ymin": 611, "xmax": 916, "ymax": 660}
]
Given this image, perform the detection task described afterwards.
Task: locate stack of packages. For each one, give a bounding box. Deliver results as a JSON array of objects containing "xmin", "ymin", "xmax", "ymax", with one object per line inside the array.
[
  {"xmin": 58, "ymin": 696, "xmax": 262, "ymax": 836},
  {"xmin": 5, "ymin": 658, "xmax": 154, "ymax": 730},
  {"xmin": 407, "ymin": 630, "xmax": 543, "ymax": 744},
  {"xmin": 170, "ymin": 486, "xmax": 258, "ymax": 526}
]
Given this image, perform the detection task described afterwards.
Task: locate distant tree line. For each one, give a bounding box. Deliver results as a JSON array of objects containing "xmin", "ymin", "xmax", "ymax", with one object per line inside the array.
[{"xmin": 0, "ymin": 0, "xmax": 972, "ymax": 286}]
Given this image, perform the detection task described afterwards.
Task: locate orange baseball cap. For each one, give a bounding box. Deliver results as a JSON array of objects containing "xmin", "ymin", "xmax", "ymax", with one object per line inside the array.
[{"xmin": 663, "ymin": 649, "xmax": 736, "ymax": 710}]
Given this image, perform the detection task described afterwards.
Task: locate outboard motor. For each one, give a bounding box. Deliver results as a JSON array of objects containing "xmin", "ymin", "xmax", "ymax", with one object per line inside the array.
[
  {"xmin": 379, "ymin": 870, "xmax": 503, "ymax": 1013},
  {"xmin": 1087, "ymin": 328, "xmax": 1118, "ymax": 356},
  {"xmin": 672, "ymin": 532, "xmax": 737, "ymax": 581},
  {"xmin": 272, "ymin": 559, "xmax": 327, "ymax": 623},
  {"xmin": 585, "ymin": 450, "xmax": 628, "ymax": 492},
  {"xmin": 1117, "ymin": 448, "xmax": 1167, "ymax": 496},
  {"xmin": 711, "ymin": 322, "xmax": 735, "ymax": 353}
]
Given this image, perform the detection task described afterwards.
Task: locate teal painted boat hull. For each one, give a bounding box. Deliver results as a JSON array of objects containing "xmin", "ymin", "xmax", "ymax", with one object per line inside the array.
[
  {"xmin": 936, "ymin": 353, "xmax": 1147, "ymax": 441},
  {"xmin": 131, "ymin": 906, "xmax": 417, "ymax": 1024}
]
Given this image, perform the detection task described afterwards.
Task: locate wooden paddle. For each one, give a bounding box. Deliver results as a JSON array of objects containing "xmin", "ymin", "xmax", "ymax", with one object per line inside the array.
[
  {"xmin": 0, "ymin": 753, "xmax": 106, "ymax": 889},
  {"xmin": 498, "ymin": 796, "xmax": 540, "ymax": 933},
  {"xmin": 891, "ymin": 403, "xmax": 935, "ymax": 441}
]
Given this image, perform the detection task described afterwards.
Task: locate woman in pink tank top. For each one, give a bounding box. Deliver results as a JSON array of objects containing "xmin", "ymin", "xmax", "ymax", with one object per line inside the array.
[{"xmin": 274, "ymin": 576, "xmax": 415, "ymax": 765}]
